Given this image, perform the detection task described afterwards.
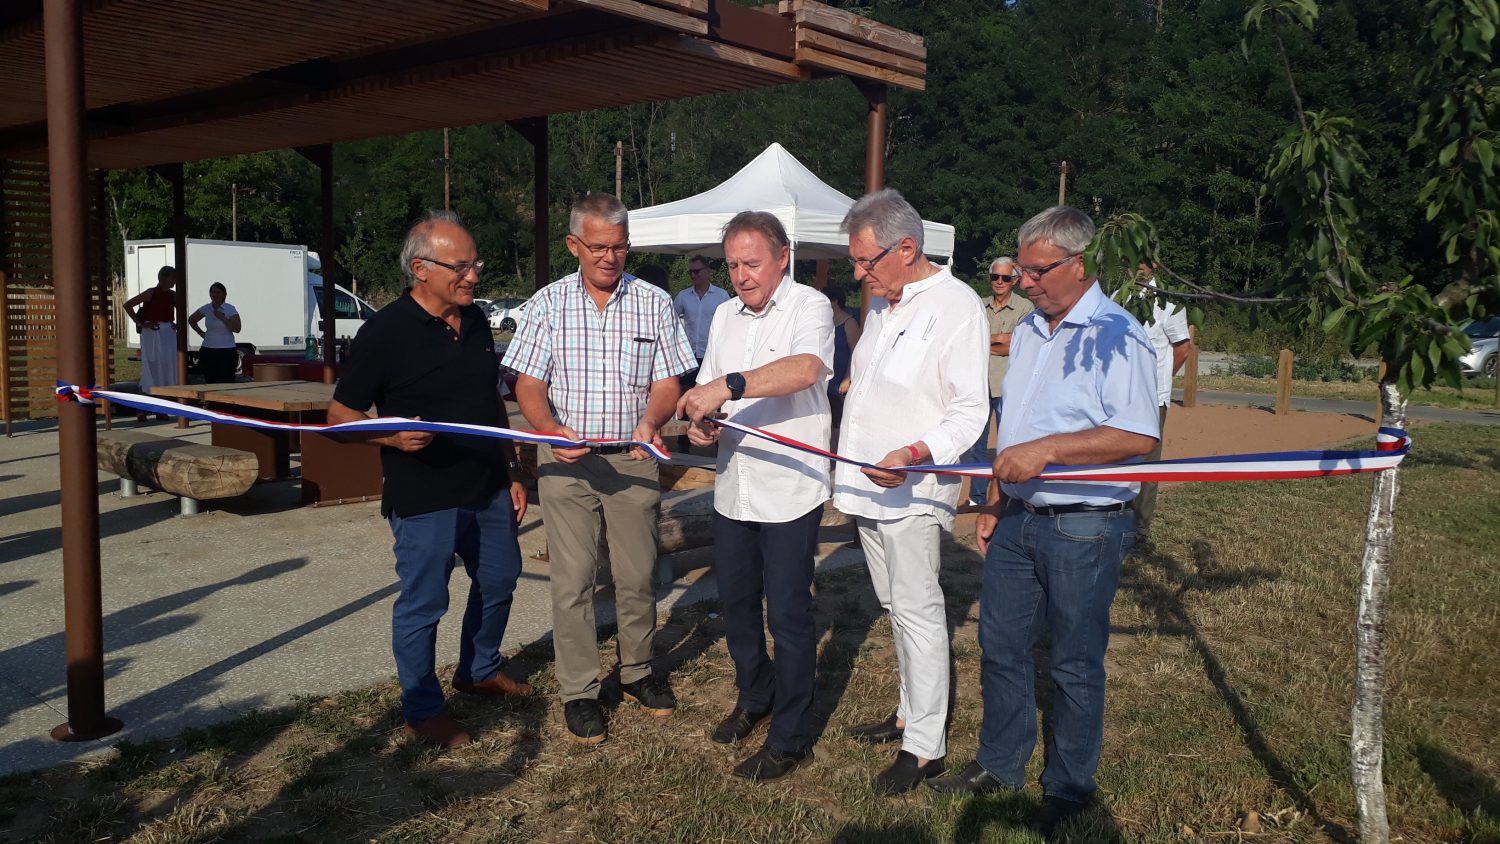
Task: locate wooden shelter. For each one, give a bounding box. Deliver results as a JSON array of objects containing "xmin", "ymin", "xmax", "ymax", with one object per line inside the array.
[{"xmin": 1, "ymin": 0, "xmax": 926, "ymax": 741}]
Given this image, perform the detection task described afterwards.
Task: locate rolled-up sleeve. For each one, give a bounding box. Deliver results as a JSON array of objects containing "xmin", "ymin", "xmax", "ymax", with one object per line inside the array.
[
  {"xmin": 501, "ymin": 295, "xmax": 552, "ymax": 382},
  {"xmin": 919, "ymin": 308, "xmax": 990, "ymax": 464},
  {"xmin": 1100, "ymin": 328, "xmax": 1162, "ymax": 440}
]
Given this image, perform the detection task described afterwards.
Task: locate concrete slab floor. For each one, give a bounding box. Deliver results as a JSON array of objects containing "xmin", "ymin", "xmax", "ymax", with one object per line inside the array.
[{"xmin": 0, "ymin": 417, "xmax": 866, "ymax": 776}]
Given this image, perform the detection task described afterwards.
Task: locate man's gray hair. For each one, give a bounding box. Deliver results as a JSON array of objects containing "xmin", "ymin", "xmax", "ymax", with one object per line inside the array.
[
  {"xmin": 840, "ymin": 188, "xmax": 925, "ymax": 254},
  {"xmin": 1017, "ymin": 206, "xmax": 1095, "ymax": 255},
  {"xmin": 990, "ymin": 255, "xmax": 1016, "ymax": 270},
  {"xmin": 570, "ymin": 192, "xmax": 629, "ymax": 237},
  {"xmin": 400, "ymin": 210, "xmax": 466, "ymax": 283},
  {"xmin": 721, "ymin": 210, "xmax": 790, "ymax": 254}
]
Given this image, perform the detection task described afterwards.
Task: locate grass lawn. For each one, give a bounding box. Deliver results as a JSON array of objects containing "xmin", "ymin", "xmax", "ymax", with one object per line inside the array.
[
  {"xmin": 3, "ymin": 424, "xmax": 1497, "ymax": 843},
  {"xmin": 1192, "ymin": 374, "xmax": 1500, "ymax": 411}
]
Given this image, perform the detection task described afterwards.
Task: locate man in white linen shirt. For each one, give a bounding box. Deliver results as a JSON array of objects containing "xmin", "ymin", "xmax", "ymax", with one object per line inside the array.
[
  {"xmin": 929, "ymin": 207, "xmax": 1158, "ymax": 842},
  {"xmin": 831, "ymin": 188, "xmax": 989, "ymax": 795},
  {"xmin": 1130, "ymin": 263, "xmax": 1194, "ymax": 537},
  {"xmin": 677, "ymin": 211, "xmax": 834, "ymax": 782}
]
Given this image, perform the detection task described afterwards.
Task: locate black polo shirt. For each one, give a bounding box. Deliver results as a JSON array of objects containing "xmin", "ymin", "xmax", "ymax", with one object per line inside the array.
[{"xmin": 333, "ymin": 290, "xmax": 508, "ymax": 517}]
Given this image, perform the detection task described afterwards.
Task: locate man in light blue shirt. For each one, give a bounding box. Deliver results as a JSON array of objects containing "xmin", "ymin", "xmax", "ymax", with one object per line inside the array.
[{"xmin": 929, "ymin": 206, "xmax": 1158, "ymax": 840}]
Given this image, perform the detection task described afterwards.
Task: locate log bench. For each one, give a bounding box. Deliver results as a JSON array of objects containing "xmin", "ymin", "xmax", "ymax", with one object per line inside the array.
[{"xmin": 97, "ymin": 430, "xmax": 259, "ymax": 516}]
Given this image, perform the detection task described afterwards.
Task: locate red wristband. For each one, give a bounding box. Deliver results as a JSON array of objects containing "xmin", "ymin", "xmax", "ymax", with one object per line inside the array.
[{"xmin": 905, "ymin": 444, "xmax": 921, "ymax": 463}]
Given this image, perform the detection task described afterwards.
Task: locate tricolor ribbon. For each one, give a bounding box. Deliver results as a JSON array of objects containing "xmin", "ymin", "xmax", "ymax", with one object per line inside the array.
[{"xmin": 59, "ymin": 383, "xmax": 1410, "ymax": 482}]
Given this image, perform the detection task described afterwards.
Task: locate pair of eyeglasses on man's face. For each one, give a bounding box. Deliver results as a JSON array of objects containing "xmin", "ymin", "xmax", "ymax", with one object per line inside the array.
[
  {"xmin": 846, "ymin": 242, "xmax": 898, "ymax": 272},
  {"xmin": 990, "ymin": 271, "xmax": 1020, "ymax": 282},
  {"xmin": 422, "ymin": 257, "xmax": 484, "ymax": 276},
  {"xmin": 1016, "ymin": 253, "xmax": 1080, "ymax": 281},
  {"xmin": 574, "ymin": 239, "xmax": 630, "ymax": 258}
]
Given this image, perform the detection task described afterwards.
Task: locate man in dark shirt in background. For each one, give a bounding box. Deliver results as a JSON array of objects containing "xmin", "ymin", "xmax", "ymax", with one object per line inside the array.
[{"xmin": 328, "ymin": 211, "xmax": 530, "ymax": 749}]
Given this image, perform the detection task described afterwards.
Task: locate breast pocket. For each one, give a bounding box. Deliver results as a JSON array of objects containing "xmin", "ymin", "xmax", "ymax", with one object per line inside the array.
[{"xmin": 621, "ymin": 337, "xmax": 656, "ymax": 388}]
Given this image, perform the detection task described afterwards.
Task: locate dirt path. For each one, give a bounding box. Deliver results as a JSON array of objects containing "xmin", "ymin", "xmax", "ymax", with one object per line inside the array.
[{"xmin": 1158, "ymin": 404, "xmax": 1379, "ymax": 460}]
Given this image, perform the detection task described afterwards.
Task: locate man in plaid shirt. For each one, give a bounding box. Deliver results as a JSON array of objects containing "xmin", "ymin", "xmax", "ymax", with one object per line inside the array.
[{"xmin": 503, "ymin": 192, "xmax": 696, "ymax": 745}]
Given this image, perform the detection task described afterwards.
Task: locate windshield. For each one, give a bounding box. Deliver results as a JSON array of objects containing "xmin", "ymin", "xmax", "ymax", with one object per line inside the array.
[{"xmin": 1462, "ymin": 317, "xmax": 1499, "ymax": 339}]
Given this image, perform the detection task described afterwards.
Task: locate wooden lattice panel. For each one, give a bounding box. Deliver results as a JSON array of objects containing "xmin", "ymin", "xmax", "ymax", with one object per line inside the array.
[{"xmin": 1, "ymin": 160, "xmax": 112, "ymax": 424}]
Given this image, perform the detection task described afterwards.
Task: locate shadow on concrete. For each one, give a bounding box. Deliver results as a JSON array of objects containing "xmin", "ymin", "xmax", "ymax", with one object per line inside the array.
[
  {"xmin": 0, "ymin": 479, "xmax": 114, "ymax": 519},
  {"xmin": 0, "ymin": 579, "xmax": 37, "ymax": 598}
]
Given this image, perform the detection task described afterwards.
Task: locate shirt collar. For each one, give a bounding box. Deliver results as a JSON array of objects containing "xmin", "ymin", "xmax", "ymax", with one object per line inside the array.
[
  {"xmin": 736, "ymin": 275, "xmax": 791, "ymax": 316},
  {"xmin": 1060, "ymin": 280, "xmax": 1106, "ymax": 327},
  {"xmin": 572, "ymin": 270, "xmax": 634, "ymax": 307}
]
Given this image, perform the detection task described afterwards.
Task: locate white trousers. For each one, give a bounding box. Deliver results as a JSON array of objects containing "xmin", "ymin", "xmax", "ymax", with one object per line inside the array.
[
  {"xmin": 856, "ymin": 513, "xmax": 948, "ymax": 760},
  {"xmin": 139, "ymin": 323, "xmax": 177, "ymax": 391}
]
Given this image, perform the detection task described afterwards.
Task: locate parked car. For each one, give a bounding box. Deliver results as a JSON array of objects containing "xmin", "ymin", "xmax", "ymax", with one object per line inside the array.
[
  {"xmin": 487, "ymin": 297, "xmax": 529, "ymax": 333},
  {"xmin": 1460, "ymin": 316, "xmax": 1498, "ymax": 378},
  {"xmin": 473, "ymin": 297, "xmax": 493, "ymax": 313}
]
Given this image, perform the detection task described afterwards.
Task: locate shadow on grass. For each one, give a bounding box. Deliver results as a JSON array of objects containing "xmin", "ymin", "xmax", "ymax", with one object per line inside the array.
[
  {"xmin": 1414, "ymin": 739, "xmax": 1500, "ymax": 825},
  {"xmin": 1121, "ymin": 538, "xmax": 1353, "ymax": 844}
]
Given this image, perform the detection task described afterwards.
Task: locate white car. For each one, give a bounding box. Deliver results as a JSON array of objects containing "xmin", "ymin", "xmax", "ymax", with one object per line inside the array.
[
  {"xmin": 487, "ymin": 297, "xmax": 529, "ymax": 332},
  {"xmin": 1460, "ymin": 317, "xmax": 1498, "ymax": 379}
]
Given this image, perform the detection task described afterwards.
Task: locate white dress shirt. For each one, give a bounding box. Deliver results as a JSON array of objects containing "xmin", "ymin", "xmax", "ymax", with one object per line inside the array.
[
  {"xmin": 675, "ymin": 284, "xmax": 732, "ymax": 359},
  {"xmin": 832, "ymin": 265, "xmax": 989, "ymax": 529},
  {"xmin": 697, "ymin": 277, "xmax": 834, "ymax": 523},
  {"xmin": 999, "ymin": 281, "xmax": 1160, "ymax": 506},
  {"xmin": 1144, "ymin": 287, "xmax": 1191, "ymax": 406}
]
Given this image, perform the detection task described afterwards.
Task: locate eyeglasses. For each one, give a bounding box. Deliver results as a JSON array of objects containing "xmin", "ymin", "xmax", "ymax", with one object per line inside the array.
[
  {"xmin": 421, "ymin": 257, "xmax": 484, "ymax": 276},
  {"xmin": 989, "ymin": 271, "xmax": 1020, "ymax": 282},
  {"xmin": 846, "ymin": 242, "xmax": 898, "ymax": 272},
  {"xmin": 574, "ymin": 238, "xmax": 630, "ymax": 258},
  {"xmin": 1017, "ymin": 253, "xmax": 1079, "ymax": 281},
  {"xmin": 689, "ymin": 265, "xmax": 711, "ymax": 275}
]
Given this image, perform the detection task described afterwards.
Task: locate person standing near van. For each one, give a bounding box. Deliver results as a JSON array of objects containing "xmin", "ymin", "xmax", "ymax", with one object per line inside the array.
[
  {"xmin": 189, "ymin": 282, "xmax": 242, "ymax": 383},
  {"xmin": 125, "ymin": 265, "xmax": 179, "ymax": 392}
]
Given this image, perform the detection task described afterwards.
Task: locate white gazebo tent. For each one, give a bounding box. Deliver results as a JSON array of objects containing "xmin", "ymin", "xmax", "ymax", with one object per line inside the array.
[{"xmin": 628, "ymin": 143, "xmax": 955, "ymax": 262}]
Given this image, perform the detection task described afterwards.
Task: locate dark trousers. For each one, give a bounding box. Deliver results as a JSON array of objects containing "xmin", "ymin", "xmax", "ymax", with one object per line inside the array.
[
  {"xmin": 713, "ymin": 505, "xmax": 823, "ymax": 754},
  {"xmin": 976, "ymin": 500, "xmax": 1135, "ymax": 802},
  {"xmin": 1132, "ymin": 405, "xmax": 1170, "ymax": 533},
  {"xmin": 388, "ymin": 489, "xmax": 523, "ymax": 723},
  {"xmin": 200, "ymin": 346, "xmax": 239, "ymax": 383}
]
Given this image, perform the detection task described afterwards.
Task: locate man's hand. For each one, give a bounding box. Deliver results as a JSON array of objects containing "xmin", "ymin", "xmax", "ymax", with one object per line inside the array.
[
  {"xmin": 992, "ymin": 439, "xmax": 1052, "ymax": 484},
  {"xmin": 861, "ymin": 447, "xmax": 914, "ymax": 489},
  {"xmin": 549, "ymin": 424, "xmax": 590, "ymax": 464},
  {"xmin": 388, "ymin": 416, "xmax": 434, "ymax": 453},
  {"xmin": 677, "ymin": 380, "xmax": 732, "ymax": 423},
  {"xmin": 629, "ymin": 421, "xmax": 663, "ymax": 461},
  {"xmin": 976, "ymin": 509, "xmax": 998, "ymax": 556},
  {"xmin": 838, "ymin": 376, "xmax": 851, "ymax": 396},
  {"xmin": 686, "ymin": 415, "xmax": 721, "ymax": 447},
  {"xmin": 509, "ymin": 481, "xmax": 528, "ymax": 523}
]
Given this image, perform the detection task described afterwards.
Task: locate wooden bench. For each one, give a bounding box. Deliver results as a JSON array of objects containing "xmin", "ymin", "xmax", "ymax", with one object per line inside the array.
[{"xmin": 97, "ymin": 430, "xmax": 259, "ymax": 516}]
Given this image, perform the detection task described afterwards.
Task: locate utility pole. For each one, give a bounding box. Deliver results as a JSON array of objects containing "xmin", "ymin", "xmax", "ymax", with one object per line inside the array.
[
  {"xmin": 443, "ymin": 128, "xmax": 451, "ymax": 211},
  {"xmin": 615, "ymin": 140, "xmax": 624, "ymax": 199},
  {"xmin": 230, "ymin": 182, "xmax": 236, "ymax": 241},
  {"xmin": 1058, "ymin": 161, "xmax": 1070, "ymax": 205}
]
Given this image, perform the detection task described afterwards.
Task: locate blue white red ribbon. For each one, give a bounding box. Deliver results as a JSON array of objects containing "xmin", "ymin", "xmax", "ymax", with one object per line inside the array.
[{"xmin": 60, "ymin": 383, "xmax": 1410, "ymax": 482}]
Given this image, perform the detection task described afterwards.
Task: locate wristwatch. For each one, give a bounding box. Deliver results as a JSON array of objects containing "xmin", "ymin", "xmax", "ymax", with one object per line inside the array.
[
  {"xmin": 725, "ymin": 372, "xmax": 747, "ymax": 401},
  {"xmin": 507, "ymin": 459, "xmax": 525, "ymax": 476}
]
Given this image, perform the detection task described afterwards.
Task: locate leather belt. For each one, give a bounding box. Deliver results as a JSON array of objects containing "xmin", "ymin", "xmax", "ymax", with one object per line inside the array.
[{"xmin": 1016, "ymin": 500, "xmax": 1129, "ymax": 517}]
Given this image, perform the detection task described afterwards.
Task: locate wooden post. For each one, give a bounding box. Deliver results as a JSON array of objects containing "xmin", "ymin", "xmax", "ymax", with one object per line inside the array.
[
  {"xmin": 1375, "ymin": 361, "xmax": 1387, "ymax": 426},
  {"xmin": 615, "ymin": 140, "xmax": 624, "ymax": 199},
  {"xmin": 508, "ymin": 118, "xmax": 549, "ymax": 292},
  {"xmin": 813, "ymin": 259, "xmax": 828, "ymax": 290},
  {"xmin": 1275, "ymin": 348, "xmax": 1294, "ymax": 415},
  {"xmin": 167, "ymin": 162, "xmax": 189, "ymax": 427},
  {"xmin": 856, "ymin": 80, "xmax": 887, "ymax": 325},
  {"xmin": 1182, "ymin": 325, "xmax": 1199, "ymax": 408},
  {"xmin": 1058, "ymin": 161, "xmax": 1070, "ymax": 205}
]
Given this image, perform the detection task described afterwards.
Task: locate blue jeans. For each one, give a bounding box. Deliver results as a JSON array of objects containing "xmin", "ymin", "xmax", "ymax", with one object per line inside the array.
[
  {"xmin": 388, "ymin": 490, "xmax": 523, "ymax": 723},
  {"xmin": 976, "ymin": 501, "xmax": 1135, "ymax": 802},
  {"xmin": 966, "ymin": 397, "xmax": 1003, "ymax": 505}
]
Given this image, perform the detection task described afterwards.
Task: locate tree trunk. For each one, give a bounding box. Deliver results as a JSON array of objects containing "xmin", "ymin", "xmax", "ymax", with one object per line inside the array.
[{"xmin": 1351, "ymin": 379, "xmax": 1405, "ymax": 844}]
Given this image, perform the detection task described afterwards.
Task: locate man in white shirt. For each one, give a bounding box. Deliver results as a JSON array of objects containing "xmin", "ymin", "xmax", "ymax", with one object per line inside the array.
[
  {"xmin": 929, "ymin": 207, "xmax": 1158, "ymax": 841},
  {"xmin": 1133, "ymin": 263, "xmax": 1194, "ymax": 536},
  {"xmin": 831, "ymin": 189, "xmax": 989, "ymax": 795},
  {"xmin": 678, "ymin": 212, "xmax": 834, "ymax": 782}
]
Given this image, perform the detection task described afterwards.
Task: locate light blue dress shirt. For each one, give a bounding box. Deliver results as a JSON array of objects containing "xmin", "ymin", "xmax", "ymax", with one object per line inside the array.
[{"xmin": 998, "ymin": 281, "xmax": 1160, "ymax": 505}]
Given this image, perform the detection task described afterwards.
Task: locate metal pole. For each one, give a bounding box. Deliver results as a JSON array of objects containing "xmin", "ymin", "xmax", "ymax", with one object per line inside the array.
[
  {"xmin": 168, "ymin": 162, "xmax": 188, "ymax": 427},
  {"xmin": 318, "ymin": 146, "xmax": 337, "ymax": 384},
  {"xmin": 93, "ymin": 170, "xmax": 112, "ymax": 429},
  {"xmin": 861, "ymin": 83, "xmax": 887, "ymax": 193},
  {"xmin": 44, "ymin": 0, "xmax": 122, "ymax": 742},
  {"xmin": 230, "ymin": 182, "xmax": 236, "ymax": 240},
  {"xmin": 442, "ymin": 129, "xmax": 450, "ymax": 212}
]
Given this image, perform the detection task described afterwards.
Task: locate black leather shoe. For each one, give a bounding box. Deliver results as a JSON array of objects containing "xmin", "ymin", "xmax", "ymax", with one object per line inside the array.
[
  {"xmin": 564, "ymin": 699, "xmax": 607, "ymax": 745},
  {"xmin": 731, "ymin": 744, "xmax": 813, "ymax": 781},
  {"xmin": 873, "ymin": 750, "xmax": 946, "ymax": 796},
  {"xmin": 926, "ymin": 761, "xmax": 1019, "ymax": 795},
  {"xmin": 848, "ymin": 712, "xmax": 903, "ymax": 745},
  {"xmin": 711, "ymin": 707, "xmax": 770, "ymax": 745},
  {"xmin": 620, "ymin": 675, "xmax": 676, "ymax": 717},
  {"xmin": 1029, "ymin": 796, "xmax": 1091, "ymax": 839}
]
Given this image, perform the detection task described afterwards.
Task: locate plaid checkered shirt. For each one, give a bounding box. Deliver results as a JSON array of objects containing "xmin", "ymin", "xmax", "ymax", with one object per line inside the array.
[{"xmin": 502, "ymin": 272, "xmax": 696, "ymax": 441}]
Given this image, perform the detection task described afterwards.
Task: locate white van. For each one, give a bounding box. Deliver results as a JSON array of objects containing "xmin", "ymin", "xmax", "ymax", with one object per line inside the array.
[{"xmin": 124, "ymin": 238, "xmax": 375, "ymax": 367}]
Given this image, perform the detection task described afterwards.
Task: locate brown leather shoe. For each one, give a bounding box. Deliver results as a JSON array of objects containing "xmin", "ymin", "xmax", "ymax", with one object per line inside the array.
[
  {"xmin": 452, "ymin": 672, "xmax": 534, "ymax": 698},
  {"xmin": 402, "ymin": 712, "xmax": 471, "ymax": 749}
]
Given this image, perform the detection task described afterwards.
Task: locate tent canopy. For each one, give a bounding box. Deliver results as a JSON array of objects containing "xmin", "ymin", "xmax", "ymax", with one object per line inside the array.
[{"xmin": 628, "ymin": 143, "xmax": 955, "ymax": 261}]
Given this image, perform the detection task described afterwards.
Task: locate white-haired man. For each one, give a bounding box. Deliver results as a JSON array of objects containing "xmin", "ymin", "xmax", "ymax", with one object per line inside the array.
[
  {"xmin": 965, "ymin": 256, "xmax": 1034, "ymax": 507},
  {"xmin": 503, "ymin": 192, "xmax": 697, "ymax": 746},
  {"xmin": 833, "ymin": 188, "xmax": 989, "ymax": 795},
  {"xmin": 930, "ymin": 207, "xmax": 1159, "ymax": 841}
]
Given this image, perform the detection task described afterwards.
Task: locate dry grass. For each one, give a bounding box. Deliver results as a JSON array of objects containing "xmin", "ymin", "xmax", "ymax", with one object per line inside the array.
[{"xmin": 3, "ymin": 423, "xmax": 1497, "ymax": 843}]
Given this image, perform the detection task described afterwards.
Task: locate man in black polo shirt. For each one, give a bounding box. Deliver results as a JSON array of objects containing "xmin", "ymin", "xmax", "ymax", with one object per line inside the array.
[{"xmin": 329, "ymin": 211, "xmax": 530, "ymax": 749}]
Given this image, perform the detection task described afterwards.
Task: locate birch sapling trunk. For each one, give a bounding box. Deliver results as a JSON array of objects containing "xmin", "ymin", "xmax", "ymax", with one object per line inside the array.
[{"xmin": 1351, "ymin": 379, "xmax": 1406, "ymax": 844}]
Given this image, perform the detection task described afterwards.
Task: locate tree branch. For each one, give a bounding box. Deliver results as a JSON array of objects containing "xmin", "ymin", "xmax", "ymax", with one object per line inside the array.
[
  {"xmin": 1143, "ymin": 264, "xmax": 1310, "ymax": 305},
  {"xmin": 1276, "ymin": 34, "xmax": 1310, "ymax": 132}
]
